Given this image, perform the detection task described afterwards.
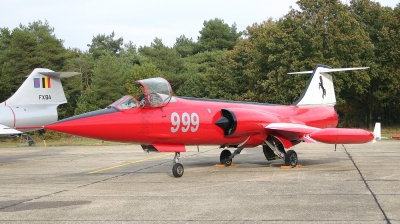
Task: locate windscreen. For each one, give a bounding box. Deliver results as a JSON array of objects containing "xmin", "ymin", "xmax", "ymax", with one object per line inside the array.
[{"xmin": 109, "ymin": 95, "xmax": 138, "ymax": 110}]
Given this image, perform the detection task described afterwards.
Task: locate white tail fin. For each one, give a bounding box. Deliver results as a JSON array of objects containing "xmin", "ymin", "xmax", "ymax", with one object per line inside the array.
[
  {"xmin": 1, "ymin": 68, "xmax": 80, "ymax": 106},
  {"xmin": 290, "ymin": 64, "xmax": 369, "ymax": 106},
  {"xmin": 373, "ymin": 122, "xmax": 381, "ymax": 141}
]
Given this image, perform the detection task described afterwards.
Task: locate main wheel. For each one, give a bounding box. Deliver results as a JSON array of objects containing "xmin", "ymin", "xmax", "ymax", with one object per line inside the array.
[
  {"xmin": 220, "ymin": 149, "xmax": 232, "ymax": 166},
  {"xmin": 284, "ymin": 150, "xmax": 298, "ymax": 167},
  {"xmin": 172, "ymin": 163, "xmax": 184, "ymax": 177}
]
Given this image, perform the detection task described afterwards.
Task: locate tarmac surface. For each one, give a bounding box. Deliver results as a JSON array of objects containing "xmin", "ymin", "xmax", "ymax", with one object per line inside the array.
[{"xmin": 0, "ymin": 141, "xmax": 399, "ymax": 223}]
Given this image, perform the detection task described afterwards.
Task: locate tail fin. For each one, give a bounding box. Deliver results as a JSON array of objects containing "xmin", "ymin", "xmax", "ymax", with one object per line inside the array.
[
  {"xmin": 289, "ymin": 64, "xmax": 369, "ymax": 106},
  {"xmin": 373, "ymin": 122, "xmax": 382, "ymax": 141},
  {"xmin": 2, "ymin": 68, "xmax": 79, "ymax": 106}
]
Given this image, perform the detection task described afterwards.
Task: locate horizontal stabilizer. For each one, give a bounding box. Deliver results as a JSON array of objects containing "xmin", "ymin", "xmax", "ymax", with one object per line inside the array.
[
  {"xmin": 38, "ymin": 71, "xmax": 80, "ymax": 78},
  {"xmin": 288, "ymin": 67, "xmax": 369, "ymax": 75},
  {"xmin": 287, "ymin": 71, "xmax": 313, "ymax": 74},
  {"xmin": 291, "ymin": 65, "xmax": 369, "ymax": 106},
  {"xmin": 4, "ymin": 68, "xmax": 80, "ymax": 106}
]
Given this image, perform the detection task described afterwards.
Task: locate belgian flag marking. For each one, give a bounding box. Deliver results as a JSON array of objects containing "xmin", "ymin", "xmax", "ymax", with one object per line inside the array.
[{"xmin": 42, "ymin": 77, "xmax": 51, "ymax": 88}]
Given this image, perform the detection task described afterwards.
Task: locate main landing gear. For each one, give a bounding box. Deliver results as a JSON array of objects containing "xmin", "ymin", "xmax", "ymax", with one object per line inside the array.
[
  {"xmin": 284, "ymin": 150, "xmax": 298, "ymax": 167},
  {"xmin": 172, "ymin": 152, "xmax": 184, "ymax": 178},
  {"xmin": 219, "ymin": 147, "xmax": 243, "ymax": 166},
  {"xmin": 263, "ymin": 135, "xmax": 298, "ymax": 167}
]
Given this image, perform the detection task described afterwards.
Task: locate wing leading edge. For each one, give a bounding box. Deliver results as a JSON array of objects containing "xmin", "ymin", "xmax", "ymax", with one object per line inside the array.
[{"xmin": 265, "ymin": 123, "xmax": 319, "ymax": 144}]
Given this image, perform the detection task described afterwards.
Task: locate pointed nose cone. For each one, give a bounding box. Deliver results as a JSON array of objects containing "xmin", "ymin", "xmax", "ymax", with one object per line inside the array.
[
  {"xmin": 215, "ymin": 116, "xmax": 230, "ymax": 130},
  {"xmin": 45, "ymin": 107, "xmax": 120, "ymax": 138},
  {"xmin": 45, "ymin": 119, "xmax": 83, "ymax": 134}
]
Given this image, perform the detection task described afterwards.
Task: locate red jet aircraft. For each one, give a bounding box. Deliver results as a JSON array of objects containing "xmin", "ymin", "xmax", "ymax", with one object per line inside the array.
[{"xmin": 45, "ymin": 64, "xmax": 378, "ymax": 177}]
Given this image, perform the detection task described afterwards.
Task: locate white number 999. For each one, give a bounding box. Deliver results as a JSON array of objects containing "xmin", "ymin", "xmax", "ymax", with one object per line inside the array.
[{"xmin": 170, "ymin": 112, "xmax": 199, "ymax": 133}]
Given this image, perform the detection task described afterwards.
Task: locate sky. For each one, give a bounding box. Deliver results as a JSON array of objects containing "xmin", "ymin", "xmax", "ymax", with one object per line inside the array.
[{"xmin": 1, "ymin": 0, "xmax": 398, "ymax": 51}]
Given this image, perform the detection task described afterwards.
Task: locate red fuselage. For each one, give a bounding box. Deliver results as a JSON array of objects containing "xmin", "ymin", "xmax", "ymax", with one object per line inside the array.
[{"xmin": 45, "ymin": 97, "xmax": 338, "ymax": 148}]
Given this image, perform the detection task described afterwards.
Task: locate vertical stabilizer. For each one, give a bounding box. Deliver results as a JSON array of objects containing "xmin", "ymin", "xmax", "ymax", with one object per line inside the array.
[
  {"xmin": 373, "ymin": 122, "xmax": 381, "ymax": 141},
  {"xmin": 2, "ymin": 68, "xmax": 79, "ymax": 106},
  {"xmin": 289, "ymin": 64, "xmax": 369, "ymax": 106}
]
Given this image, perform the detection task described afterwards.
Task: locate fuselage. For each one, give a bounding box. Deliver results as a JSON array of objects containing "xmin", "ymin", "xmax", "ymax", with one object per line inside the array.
[
  {"xmin": 0, "ymin": 103, "xmax": 58, "ymax": 132},
  {"xmin": 45, "ymin": 97, "xmax": 338, "ymax": 147}
]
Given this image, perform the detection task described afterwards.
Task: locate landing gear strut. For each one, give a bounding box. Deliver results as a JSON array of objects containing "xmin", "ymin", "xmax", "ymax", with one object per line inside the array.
[
  {"xmin": 172, "ymin": 152, "xmax": 184, "ymax": 178},
  {"xmin": 263, "ymin": 135, "xmax": 298, "ymax": 167},
  {"xmin": 219, "ymin": 147, "xmax": 243, "ymax": 166}
]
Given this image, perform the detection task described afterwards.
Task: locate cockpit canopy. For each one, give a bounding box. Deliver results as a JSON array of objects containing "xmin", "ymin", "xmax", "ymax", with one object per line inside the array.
[
  {"xmin": 136, "ymin": 77, "xmax": 172, "ymax": 108},
  {"xmin": 109, "ymin": 77, "xmax": 173, "ymax": 110}
]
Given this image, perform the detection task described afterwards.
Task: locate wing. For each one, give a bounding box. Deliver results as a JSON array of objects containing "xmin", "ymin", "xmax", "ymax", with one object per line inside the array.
[
  {"xmin": 265, "ymin": 123, "xmax": 319, "ymax": 145},
  {"xmin": 0, "ymin": 124, "xmax": 22, "ymax": 136},
  {"xmin": 265, "ymin": 122, "xmax": 374, "ymax": 145}
]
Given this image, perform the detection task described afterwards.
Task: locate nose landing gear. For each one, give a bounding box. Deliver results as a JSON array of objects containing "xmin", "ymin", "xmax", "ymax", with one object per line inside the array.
[{"xmin": 172, "ymin": 152, "xmax": 184, "ymax": 178}]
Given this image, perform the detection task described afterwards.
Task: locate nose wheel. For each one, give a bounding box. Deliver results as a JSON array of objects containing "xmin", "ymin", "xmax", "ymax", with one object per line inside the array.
[
  {"xmin": 172, "ymin": 152, "xmax": 184, "ymax": 177},
  {"xmin": 172, "ymin": 163, "xmax": 184, "ymax": 177}
]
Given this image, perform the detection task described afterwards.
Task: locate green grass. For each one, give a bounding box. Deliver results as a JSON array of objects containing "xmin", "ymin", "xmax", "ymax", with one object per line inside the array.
[
  {"xmin": 0, "ymin": 136, "xmax": 134, "ymax": 148},
  {"xmin": 380, "ymin": 127, "xmax": 400, "ymax": 140}
]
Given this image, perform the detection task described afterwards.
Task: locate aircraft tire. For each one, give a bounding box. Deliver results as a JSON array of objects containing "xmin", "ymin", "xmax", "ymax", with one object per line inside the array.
[
  {"xmin": 220, "ymin": 149, "xmax": 232, "ymax": 166},
  {"xmin": 172, "ymin": 163, "xmax": 184, "ymax": 177},
  {"xmin": 285, "ymin": 150, "xmax": 298, "ymax": 167}
]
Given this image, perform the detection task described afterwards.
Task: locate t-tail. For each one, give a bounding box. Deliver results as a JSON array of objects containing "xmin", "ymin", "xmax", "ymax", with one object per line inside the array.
[
  {"xmin": 0, "ymin": 68, "xmax": 80, "ymax": 136},
  {"xmin": 290, "ymin": 64, "xmax": 369, "ymax": 106},
  {"xmin": 1, "ymin": 68, "xmax": 80, "ymax": 107}
]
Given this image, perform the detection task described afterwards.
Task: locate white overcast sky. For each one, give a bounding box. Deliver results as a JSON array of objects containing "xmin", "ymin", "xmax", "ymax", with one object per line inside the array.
[{"xmin": 1, "ymin": 0, "xmax": 398, "ymax": 51}]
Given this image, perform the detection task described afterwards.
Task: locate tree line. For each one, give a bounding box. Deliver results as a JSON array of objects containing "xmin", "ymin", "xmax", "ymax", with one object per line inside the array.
[{"xmin": 0, "ymin": 0, "xmax": 399, "ymax": 128}]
